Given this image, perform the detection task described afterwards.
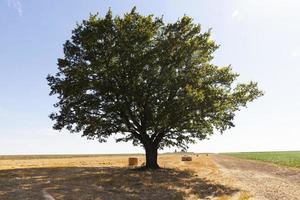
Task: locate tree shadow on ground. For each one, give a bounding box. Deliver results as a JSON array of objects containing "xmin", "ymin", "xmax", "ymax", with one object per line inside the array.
[{"xmin": 0, "ymin": 167, "xmax": 239, "ymax": 200}]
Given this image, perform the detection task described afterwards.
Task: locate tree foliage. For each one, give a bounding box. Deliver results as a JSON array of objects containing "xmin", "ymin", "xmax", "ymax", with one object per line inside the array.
[{"xmin": 47, "ymin": 8, "xmax": 263, "ymax": 160}]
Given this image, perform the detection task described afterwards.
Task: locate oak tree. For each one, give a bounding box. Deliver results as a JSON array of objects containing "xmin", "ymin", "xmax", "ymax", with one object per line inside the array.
[{"xmin": 47, "ymin": 8, "xmax": 263, "ymax": 169}]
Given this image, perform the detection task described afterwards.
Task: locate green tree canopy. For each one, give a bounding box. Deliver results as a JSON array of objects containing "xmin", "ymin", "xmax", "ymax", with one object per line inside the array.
[{"xmin": 47, "ymin": 8, "xmax": 263, "ymax": 169}]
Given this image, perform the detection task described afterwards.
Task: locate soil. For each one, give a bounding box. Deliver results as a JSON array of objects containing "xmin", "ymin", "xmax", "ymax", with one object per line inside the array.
[{"xmin": 212, "ymin": 154, "xmax": 300, "ymax": 200}]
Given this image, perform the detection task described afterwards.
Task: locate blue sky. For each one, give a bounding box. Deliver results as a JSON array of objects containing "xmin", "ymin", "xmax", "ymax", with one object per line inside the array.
[{"xmin": 0, "ymin": 0, "xmax": 299, "ymax": 154}]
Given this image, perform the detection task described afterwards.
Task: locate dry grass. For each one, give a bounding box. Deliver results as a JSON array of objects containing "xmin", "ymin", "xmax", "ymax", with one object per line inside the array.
[
  {"xmin": 0, "ymin": 155, "xmax": 132, "ymax": 170},
  {"xmin": 238, "ymin": 191, "xmax": 252, "ymax": 200},
  {"xmin": 0, "ymin": 154, "xmax": 249, "ymax": 200}
]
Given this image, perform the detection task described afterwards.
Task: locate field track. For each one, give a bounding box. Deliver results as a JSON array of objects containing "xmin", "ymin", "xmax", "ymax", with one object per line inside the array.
[{"xmin": 212, "ymin": 154, "xmax": 300, "ymax": 200}]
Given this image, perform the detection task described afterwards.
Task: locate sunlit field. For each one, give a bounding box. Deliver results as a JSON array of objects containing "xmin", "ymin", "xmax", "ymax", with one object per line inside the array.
[
  {"xmin": 222, "ymin": 151, "xmax": 300, "ymax": 168},
  {"xmin": 0, "ymin": 154, "xmax": 251, "ymax": 200}
]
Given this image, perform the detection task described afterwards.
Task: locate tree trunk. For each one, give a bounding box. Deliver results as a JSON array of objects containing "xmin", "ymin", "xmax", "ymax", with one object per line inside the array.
[{"xmin": 144, "ymin": 144, "xmax": 160, "ymax": 169}]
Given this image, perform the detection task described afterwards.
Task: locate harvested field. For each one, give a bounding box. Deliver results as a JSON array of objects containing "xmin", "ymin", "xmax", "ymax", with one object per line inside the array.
[
  {"xmin": 0, "ymin": 154, "xmax": 247, "ymax": 200},
  {"xmin": 1, "ymin": 154, "xmax": 299, "ymax": 200}
]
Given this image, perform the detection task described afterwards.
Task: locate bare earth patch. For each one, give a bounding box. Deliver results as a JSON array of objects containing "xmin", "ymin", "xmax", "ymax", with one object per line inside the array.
[
  {"xmin": 212, "ymin": 154, "xmax": 300, "ymax": 200},
  {"xmin": 0, "ymin": 154, "xmax": 249, "ymax": 200}
]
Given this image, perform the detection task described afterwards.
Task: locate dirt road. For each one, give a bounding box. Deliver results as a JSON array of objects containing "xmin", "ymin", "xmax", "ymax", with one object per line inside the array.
[{"xmin": 212, "ymin": 154, "xmax": 300, "ymax": 200}]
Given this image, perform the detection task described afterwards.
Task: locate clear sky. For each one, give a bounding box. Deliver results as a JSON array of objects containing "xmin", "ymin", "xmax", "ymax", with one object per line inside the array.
[{"xmin": 0, "ymin": 0, "xmax": 299, "ymax": 155}]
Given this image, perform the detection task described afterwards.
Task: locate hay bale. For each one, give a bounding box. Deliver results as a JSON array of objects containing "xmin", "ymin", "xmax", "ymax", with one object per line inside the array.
[
  {"xmin": 181, "ymin": 155, "xmax": 192, "ymax": 161},
  {"xmin": 128, "ymin": 157, "xmax": 138, "ymax": 166}
]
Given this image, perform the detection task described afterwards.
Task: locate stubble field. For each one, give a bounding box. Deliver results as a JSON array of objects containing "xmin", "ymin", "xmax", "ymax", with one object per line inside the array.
[
  {"xmin": 0, "ymin": 153, "xmax": 299, "ymax": 200},
  {"xmin": 0, "ymin": 154, "xmax": 249, "ymax": 200}
]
